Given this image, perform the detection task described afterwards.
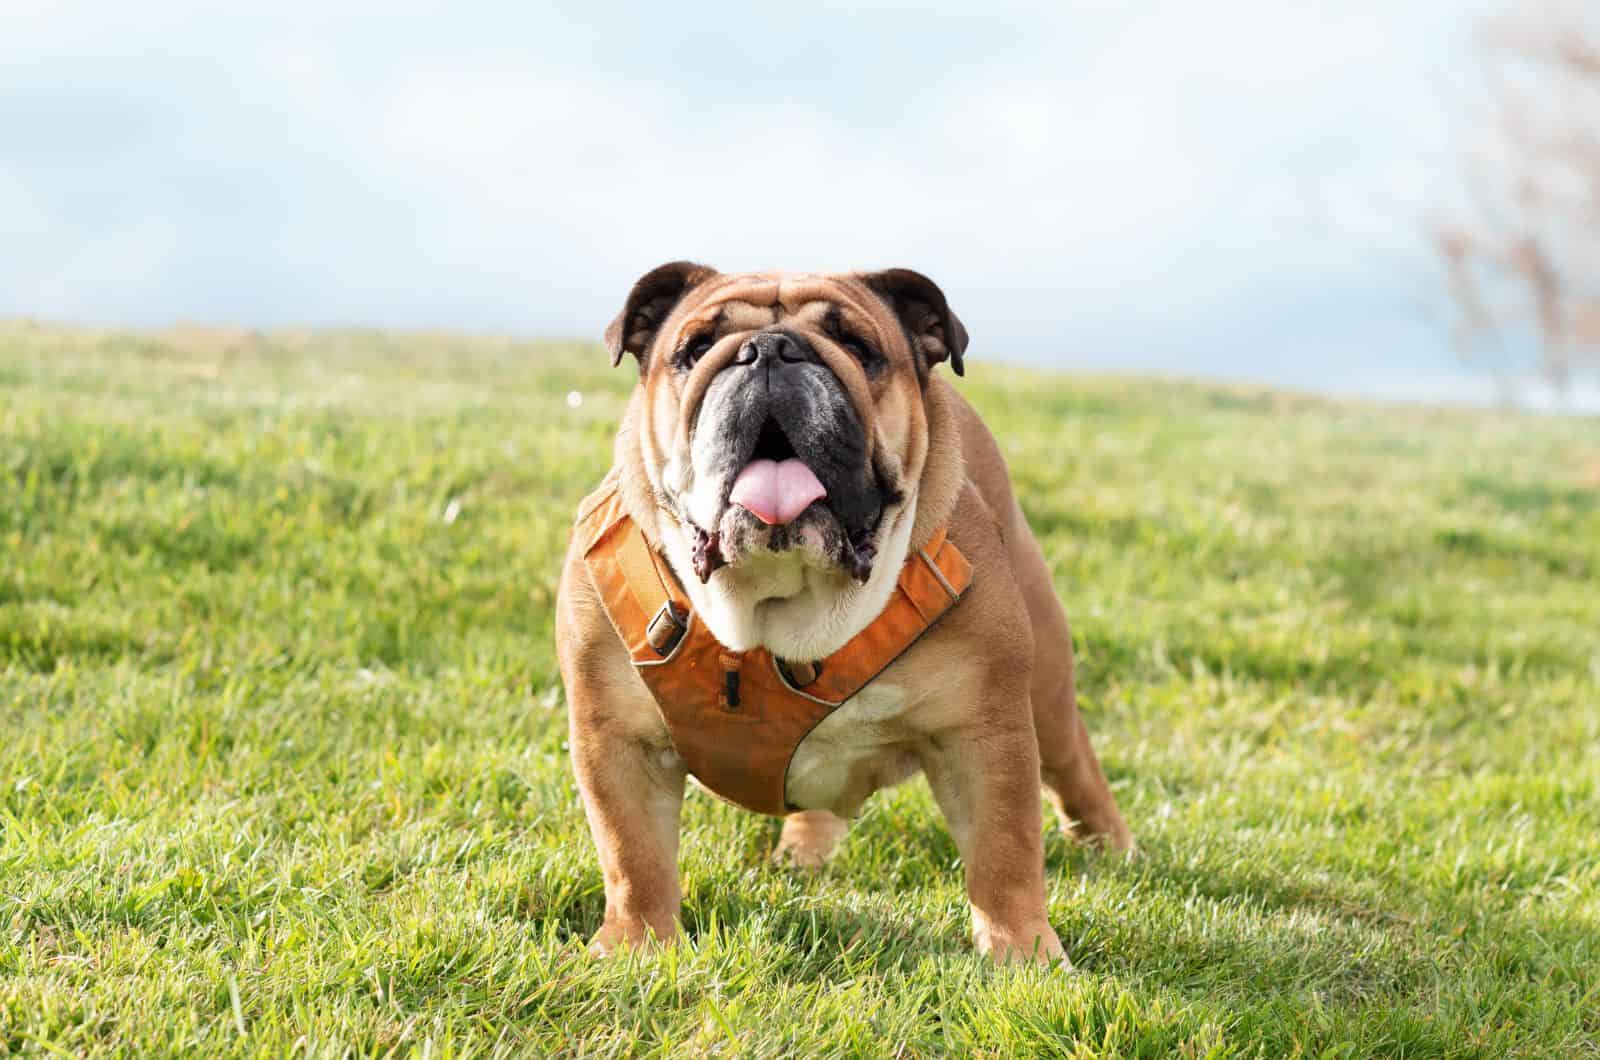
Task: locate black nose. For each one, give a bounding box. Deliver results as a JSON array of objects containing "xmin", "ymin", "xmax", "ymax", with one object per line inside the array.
[{"xmin": 734, "ymin": 331, "xmax": 811, "ymax": 368}]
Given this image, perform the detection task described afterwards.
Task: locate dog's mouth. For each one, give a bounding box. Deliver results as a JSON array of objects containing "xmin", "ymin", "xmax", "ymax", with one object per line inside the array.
[
  {"xmin": 680, "ymin": 365, "xmax": 896, "ymax": 586},
  {"xmin": 751, "ymin": 417, "xmax": 793, "ymax": 463},
  {"xmin": 686, "ymin": 414, "xmax": 889, "ymax": 586},
  {"xmin": 727, "ymin": 419, "xmax": 828, "ymax": 527}
]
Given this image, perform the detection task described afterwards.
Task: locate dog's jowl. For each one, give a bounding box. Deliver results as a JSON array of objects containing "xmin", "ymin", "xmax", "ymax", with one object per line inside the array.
[{"xmin": 555, "ymin": 264, "xmax": 1131, "ymax": 965}]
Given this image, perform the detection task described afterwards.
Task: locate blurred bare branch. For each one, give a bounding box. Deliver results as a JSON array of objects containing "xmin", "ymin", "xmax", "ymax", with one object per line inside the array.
[{"xmin": 1435, "ymin": 1, "xmax": 1600, "ymax": 394}]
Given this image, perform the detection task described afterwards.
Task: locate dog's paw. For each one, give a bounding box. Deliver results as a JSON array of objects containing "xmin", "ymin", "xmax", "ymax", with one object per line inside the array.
[
  {"xmin": 771, "ymin": 840, "xmax": 833, "ymax": 871},
  {"xmin": 588, "ymin": 916, "xmax": 676, "ymax": 957},
  {"xmin": 973, "ymin": 922, "xmax": 1071, "ymax": 968},
  {"xmin": 1063, "ymin": 814, "xmax": 1136, "ymax": 859},
  {"xmin": 771, "ymin": 810, "xmax": 848, "ymax": 871},
  {"xmin": 1086, "ymin": 826, "xmax": 1137, "ymax": 860}
]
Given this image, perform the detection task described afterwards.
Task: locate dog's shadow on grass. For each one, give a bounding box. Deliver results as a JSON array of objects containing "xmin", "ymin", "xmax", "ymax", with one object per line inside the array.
[
  {"xmin": 543, "ymin": 877, "xmax": 965, "ymax": 976},
  {"xmin": 545, "ymin": 804, "xmax": 1593, "ymax": 1050},
  {"xmin": 1043, "ymin": 834, "xmax": 1598, "ymax": 1050},
  {"xmin": 679, "ymin": 811, "xmax": 1590, "ymax": 1036}
]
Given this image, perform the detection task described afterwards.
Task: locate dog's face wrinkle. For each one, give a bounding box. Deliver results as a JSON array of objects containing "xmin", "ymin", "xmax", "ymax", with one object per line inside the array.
[{"xmin": 822, "ymin": 303, "xmax": 887, "ymax": 383}]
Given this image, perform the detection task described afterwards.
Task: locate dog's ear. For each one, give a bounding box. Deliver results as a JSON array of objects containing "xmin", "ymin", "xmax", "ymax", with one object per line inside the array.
[
  {"xmin": 863, "ymin": 268, "xmax": 970, "ymax": 377},
  {"xmin": 604, "ymin": 261, "xmax": 719, "ymax": 369}
]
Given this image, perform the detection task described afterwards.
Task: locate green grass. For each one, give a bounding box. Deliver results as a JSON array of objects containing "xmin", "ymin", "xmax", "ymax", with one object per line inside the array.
[{"xmin": 2, "ymin": 321, "xmax": 1598, "ymax": 1057}]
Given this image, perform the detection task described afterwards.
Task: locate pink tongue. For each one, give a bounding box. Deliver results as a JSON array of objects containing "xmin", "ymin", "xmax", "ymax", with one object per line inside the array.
[{"xmin": 729, "ymin": 459, "xmax": 827, "ymax": 525}]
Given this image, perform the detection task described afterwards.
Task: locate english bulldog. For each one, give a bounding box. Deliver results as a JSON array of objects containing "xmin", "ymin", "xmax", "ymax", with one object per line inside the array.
[{"xmin": 555, "ymin": 262, "xmax": 1131, "ymax": 965}]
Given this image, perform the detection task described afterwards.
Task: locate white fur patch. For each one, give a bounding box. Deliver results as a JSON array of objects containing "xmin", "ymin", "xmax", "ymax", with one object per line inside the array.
[
  {"xmin": 784, "ymin": 682, "xmax": 912, "ymax": 810},
  {"xmin": 658, "ymin": 501, "xmax": 916, "ymax": 660}
]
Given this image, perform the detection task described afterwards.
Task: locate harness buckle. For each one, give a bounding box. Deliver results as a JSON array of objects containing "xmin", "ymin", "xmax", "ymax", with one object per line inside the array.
[{"xmin": 645, "ymin": 602, "xmax": 688, "ymax": 657}]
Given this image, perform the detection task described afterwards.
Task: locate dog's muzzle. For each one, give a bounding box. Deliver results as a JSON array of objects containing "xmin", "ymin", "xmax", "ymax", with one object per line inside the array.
[{"xmin": 680, "ymin": 328, "xmax": 888, "ymax": 580}]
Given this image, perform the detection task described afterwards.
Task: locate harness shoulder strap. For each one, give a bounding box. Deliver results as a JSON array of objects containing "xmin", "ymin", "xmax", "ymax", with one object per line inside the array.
[
  {"xmin": 795, "ymin": 526, "xmax": 974, "ymax": 705},
  {"xmin": 576, "ymin": 477, "xmax": 689, "ymax": 663}
]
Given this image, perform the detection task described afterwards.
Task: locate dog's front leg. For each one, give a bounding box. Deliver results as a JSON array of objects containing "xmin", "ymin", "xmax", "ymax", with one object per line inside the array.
[
  {"xmin": 568, "ymin": 702, "xmax": 687, "ymax": 955},
  {"xmin": 919, "ymin": 709, "xmax": 1065, "ymax": 966}
]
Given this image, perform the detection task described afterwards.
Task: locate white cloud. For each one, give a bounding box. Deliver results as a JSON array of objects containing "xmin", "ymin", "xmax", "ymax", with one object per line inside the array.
[{"xmin": 0, "ymin": 0, "xmax": 1504, "ymax": 389}]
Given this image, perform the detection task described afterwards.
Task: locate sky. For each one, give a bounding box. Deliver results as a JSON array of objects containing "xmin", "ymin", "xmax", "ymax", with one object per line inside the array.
[{"xmin": 1, "ymin": 0, "xmax": 1537, "ymax": 401}]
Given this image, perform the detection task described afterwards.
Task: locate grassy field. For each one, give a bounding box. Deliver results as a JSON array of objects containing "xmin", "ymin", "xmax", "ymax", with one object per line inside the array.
[{"xmin": 2, "ymin": 322, "xmax": 1598, "ymax": 1057}]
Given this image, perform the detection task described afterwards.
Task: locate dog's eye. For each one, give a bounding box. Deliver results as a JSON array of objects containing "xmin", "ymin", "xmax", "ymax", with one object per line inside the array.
[
  {"xmin": 840, "ymin": 336, "xmax": 879, "ymax": 368},
  {"xmin": 682, "ymin": 336, "xmax": 715, "ymax": 367}
]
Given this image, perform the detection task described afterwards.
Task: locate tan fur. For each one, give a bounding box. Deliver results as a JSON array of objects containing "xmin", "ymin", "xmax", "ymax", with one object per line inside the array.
[
  {"xmin": 772, "ymin": 810, "xmax": 851, "ymax": 870},
  {"xmin": 556, "ymin": 266, "xmax": 1130, "ymax": 965}
]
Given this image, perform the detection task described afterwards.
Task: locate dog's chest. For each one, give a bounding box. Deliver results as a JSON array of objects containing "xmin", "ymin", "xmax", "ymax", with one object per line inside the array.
[{"xmin": 783, "ymin": 683, "xmax": 920, "ymax": 814}]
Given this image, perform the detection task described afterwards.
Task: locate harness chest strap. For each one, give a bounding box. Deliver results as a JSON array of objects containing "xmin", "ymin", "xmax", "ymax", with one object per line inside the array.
[{"xmin": 574, "ymin": 481, "xmax": 973, "ymax": 816}]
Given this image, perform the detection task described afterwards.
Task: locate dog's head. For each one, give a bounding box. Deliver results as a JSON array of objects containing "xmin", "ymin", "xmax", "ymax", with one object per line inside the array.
[{"xmin": 605, "ymin": 263, "xmax": 967, "ymax": 653}]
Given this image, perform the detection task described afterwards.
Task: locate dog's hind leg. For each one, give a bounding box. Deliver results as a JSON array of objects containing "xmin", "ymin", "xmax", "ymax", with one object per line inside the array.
[
  {"xmin": 1013, "ymin": 526, "xmax": 1133, "ymax": 852},
  {"xmin": 773, "ymin": 810, "xmax": 850, "ymax": 869},
  {"xmin": 1033, "ymin": 684, "xmax": 1132, "ymax": 853},
  {"xmin": 949, "ymin": 392, "xmax": 1130, "ymax": 853}
]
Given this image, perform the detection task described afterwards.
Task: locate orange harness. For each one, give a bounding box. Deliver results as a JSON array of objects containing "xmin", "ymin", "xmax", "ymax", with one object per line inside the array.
[{"xmin": 574, "ymin": 480, "xmax": 973, "ymax": 816}]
